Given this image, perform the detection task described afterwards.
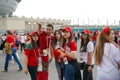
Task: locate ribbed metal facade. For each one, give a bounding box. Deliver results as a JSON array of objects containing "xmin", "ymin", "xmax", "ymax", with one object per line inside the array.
[{"xmin": 0, "ymin": 0, "xmax": 21, "ymax": 16}]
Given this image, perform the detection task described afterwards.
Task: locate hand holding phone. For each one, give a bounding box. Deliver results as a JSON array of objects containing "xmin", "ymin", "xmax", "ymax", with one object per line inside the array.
[{"xmin": 57, "ymin": 48, "xmax": 61, "ymax": 49}]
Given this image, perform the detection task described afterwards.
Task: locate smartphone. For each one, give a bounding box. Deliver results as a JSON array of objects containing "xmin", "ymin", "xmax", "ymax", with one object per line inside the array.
[{"xmin": 58, "ymin": 48, "xmax": 61, "ymax": 49}]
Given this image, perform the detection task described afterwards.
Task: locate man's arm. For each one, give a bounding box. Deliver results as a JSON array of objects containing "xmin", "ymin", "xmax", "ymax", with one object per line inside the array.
[
  {"xmin": 37, "ymin": 22, "xmax": 43, "ymax": 34},
  {"xmin": 49, "ymin": 42, "xmax": 54, "ymax": 62}
]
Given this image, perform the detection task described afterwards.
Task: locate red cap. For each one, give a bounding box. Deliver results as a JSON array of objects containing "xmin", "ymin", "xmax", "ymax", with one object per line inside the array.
[
  {"xmin": 83, "ymin": 29, "xmax": 90, "ymax": 35},
  {"xmin": 62, "ymin": 26, "xmax": 72, "ymax": 33},
  {"xmin": 30, "ymin": 32, "xmax": 39, "ymax": 36},
  {"xmin": 103, "ymin": 26, "xmax": 110, "ymax": 35}
]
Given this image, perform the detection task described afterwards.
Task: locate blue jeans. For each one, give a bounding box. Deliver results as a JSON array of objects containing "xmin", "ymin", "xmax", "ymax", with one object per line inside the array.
[
  {"xmin": 55, "ymin": 61, "xmax": 64, "ymax": 80},
  {"xmin": 4, "ymin": 47, "xmax": 22, "ymax": 71},
  {"xmin": 64, "ymin": 63, "xmax": 75, "ymax": 80},
  {"xmin": 93, "ymin": 41, "xmax": 96, "ymax": 47}
]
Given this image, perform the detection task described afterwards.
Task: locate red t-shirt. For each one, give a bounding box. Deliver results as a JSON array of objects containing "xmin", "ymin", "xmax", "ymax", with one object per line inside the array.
[
  {"xmin": 13, "ymin": 35, "xmax": 19, "ymax": 48},
  {"xmin": 39, "ymin": 31, "xmax": 54, "ymax": 62},
  {"xmin": 54, "ymin": 49, "xmax": 66, "ymax": 63},
  {"xmin": 64, "ymin": 41, "xmax": 77, "ymax": 62},
  {"xmin": 53, "ymin": 49, "xmax": 61, "ymax": 61},
  {"xmin": 24, "ymin": 46, "xmax": 39, "ymax": 66},
  {"xmin": 13, "ymin": 35, "xmax": 18, "ymax": 40},
  {"xmin": 92, "ymin": 36, "xmax": 96, "ymax": 41},
  {"xmin": 6, "ymin": 35, "xmax": 16, "ymax": 48}
]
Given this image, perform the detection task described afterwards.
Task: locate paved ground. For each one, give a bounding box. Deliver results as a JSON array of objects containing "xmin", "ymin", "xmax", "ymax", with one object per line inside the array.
[
  {"xmin": 0, "ymin": 50, "xmax": 59, "ymax": 80},
  {"xmin": 0, "ymin": 40, "xmax": 97, "ymax": 80}
]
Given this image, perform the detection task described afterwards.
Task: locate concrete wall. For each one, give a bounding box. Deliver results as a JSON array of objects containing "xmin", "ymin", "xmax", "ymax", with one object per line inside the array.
[
  {"xmin": 0, "ymin": 17, "xmax": 71, "ymax": 33},
  {"xmin": 0, "ymin": 18, "xmax": 7, "ymax": 31},
  {"xmin": 6, "ymin": 18, "xmax": 25, "ymax": 30}
]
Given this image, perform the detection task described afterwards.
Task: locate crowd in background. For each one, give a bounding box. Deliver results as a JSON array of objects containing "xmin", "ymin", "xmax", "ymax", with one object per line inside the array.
[{"xmin": 0, "ymin": 23, "xmax": 120, "ymax": 80}]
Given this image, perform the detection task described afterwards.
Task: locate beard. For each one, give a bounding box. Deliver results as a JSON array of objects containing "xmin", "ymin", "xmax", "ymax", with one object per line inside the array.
[{"xmin": 47, "ymin": 32, "xmax": 51, "ymax": 36}]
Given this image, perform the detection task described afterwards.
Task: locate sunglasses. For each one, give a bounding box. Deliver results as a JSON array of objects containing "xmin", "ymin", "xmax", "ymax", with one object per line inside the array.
[{"xmin": 82, "ymin": 33, "xmax": 87, "ymax": 37}]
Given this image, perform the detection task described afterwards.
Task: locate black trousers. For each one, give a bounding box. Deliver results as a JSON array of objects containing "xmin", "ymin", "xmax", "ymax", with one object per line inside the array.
[
  {"xmin": 20, "ymin": 43, "xmax": 25, "ymax": 52},
  {"xmin": 83, "ymin": 63, "xmax": 93, "ymax": 80},
  {"xmin": 28, "ymin": 65, "xmax": 38, "ymax": 80}
]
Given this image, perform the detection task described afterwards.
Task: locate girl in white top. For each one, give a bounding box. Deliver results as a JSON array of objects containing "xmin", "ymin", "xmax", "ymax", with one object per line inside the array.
[
  {"xmin": 50, "ymin": 30, "xmax": 64, "ymax": 80},
  {"xmin": 80, "ymin": 29, "xmax": 94, "ymax": 80},
  {"xmin": 95, "ymin": 26, "xmax": 120, "ymax": 80}
]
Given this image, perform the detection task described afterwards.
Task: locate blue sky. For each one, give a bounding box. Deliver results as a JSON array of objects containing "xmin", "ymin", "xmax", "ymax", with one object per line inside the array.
[{"xmin": 14, "ymin": 0, "xmax": 120, "ymax": 25}]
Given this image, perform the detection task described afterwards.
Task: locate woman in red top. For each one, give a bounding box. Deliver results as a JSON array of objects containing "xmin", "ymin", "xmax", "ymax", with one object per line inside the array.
[
  {"xmin": 58, "ymin": 26, "xmax": 81, "ymax": 80},
  {"xmin": 24, "ymin": 32, "xmax": 40, "ymax": 80}
]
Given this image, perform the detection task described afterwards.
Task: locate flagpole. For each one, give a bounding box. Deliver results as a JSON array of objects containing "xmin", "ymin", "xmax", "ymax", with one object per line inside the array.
[
  {"xmin": 106, "ymin": 19, "xmax": 108, "ymax": 26},
  {"xmin": 114, "ymin": 19, "xmax": 116, "ymax": 26},
  {"xmin": 77, "ymin": 18, "xmax": 79, "ymax": 25},
  {"xmin": 87, "ymin": 18, "xmax": 90, "ymax": 29},
  {"xmin": 98, "ymin": 19, "xmax": 99, "ymax": 30}
]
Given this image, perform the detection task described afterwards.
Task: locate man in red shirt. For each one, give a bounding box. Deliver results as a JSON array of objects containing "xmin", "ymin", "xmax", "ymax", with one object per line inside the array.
[
  {"xmin": 37, "ymin": 23, "xmax": 54, "ymax": 80},
  {"xmin": 2, "ymin": 30, "xmax": 22, "ymax": 72},
  {"xmin": 12, "ymin": 30, "xmax": 20, "ymax": 48}
]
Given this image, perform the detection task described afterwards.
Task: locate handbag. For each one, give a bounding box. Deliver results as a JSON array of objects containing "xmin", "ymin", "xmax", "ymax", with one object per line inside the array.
[{"xmin": 5, "ymin": 43, "xmax": 12, "ymax": 54}]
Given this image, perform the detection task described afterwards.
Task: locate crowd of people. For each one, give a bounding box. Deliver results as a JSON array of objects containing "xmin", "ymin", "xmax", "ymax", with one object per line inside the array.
[{"xmin": 0, "ymin": 23, "xmax": 120, "ymax": 80}]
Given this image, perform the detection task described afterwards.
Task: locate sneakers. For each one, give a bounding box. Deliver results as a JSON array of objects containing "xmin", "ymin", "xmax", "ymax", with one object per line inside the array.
[
  {"xmin": 1, "ymin": 69, "xmax": 22, "ymax": 72},
  {"xmin": 1, "ymin": 70, "xmax": 8, "ymax": 72},
  {"xmin": 9, "ymin": 60, "xmax": 14, "ymax": 64},
  {"xmin": 17, "ymin": 68, "xmax": 22, "ymax": 71}
]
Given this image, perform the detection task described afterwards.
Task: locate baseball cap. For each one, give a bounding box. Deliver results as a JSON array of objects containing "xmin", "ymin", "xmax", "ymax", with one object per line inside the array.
[
  {"xmin": 30, "ymin": 31, "xmax": 39, "ymax": 36},
  {"xmin": 83, "ymin": 29, "xmax": 90, "ymax": 35},
  {"xmin": 62, "ymin": 26, "xmax": 72, "ymax": 33}
]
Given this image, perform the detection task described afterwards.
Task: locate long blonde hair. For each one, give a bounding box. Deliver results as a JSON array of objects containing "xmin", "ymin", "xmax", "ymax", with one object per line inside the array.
[{"xmin": 94, "ymin": 30, "xmax": 112, "ymax": 65}]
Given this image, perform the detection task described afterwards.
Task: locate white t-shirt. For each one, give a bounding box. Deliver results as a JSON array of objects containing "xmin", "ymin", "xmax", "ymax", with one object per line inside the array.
[
  {"xmin": 2, "ymin": 36, "xmax": 6, "ymax": 41},
  {"xmin": 55, "ymin": 41, "xmax": 60, "ymax": 49},
  {"xmin": 80, "ymin": 41, "xmax": 94, "ymax": 64},
  {"xmin": 96, "ymin": 43, "xmax": 120, "ymax": 80},
  {"xmin": 20, "ymin": 35, "xmax": 26, "ymax": 43}
]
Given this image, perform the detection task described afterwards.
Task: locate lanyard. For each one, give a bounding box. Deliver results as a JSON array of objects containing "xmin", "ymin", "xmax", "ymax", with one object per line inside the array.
[{"xmin": 46, "ymin": 36, "xmax": 51, "ymax": 48}]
